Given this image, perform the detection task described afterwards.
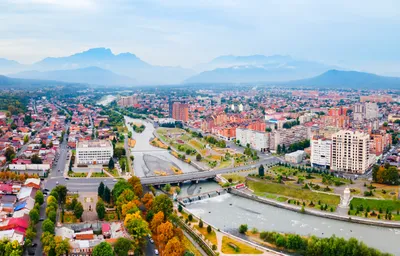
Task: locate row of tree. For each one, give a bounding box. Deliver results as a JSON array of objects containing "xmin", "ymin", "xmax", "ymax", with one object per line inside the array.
[
  {"xmin": 372, "ymin": 164, "xmax": 399, "ymax": 185},
  {"xmin": 40, "ymin": 186, "xmax": 71, "ymax": 256},
  {"xmin": 258, "ymin": 230, "xmax": 390, "ymax": 256}
]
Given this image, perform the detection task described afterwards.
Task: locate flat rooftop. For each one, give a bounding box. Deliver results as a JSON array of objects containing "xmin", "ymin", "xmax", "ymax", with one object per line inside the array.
[{"xmin": 77, "ymin": 140, "xmax": 112, "ymax": 148}]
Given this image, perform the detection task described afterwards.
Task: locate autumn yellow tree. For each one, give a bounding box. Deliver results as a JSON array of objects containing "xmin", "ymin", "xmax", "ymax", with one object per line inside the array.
[
  {"xmin": 128, "ymin": 176, "xmax": 143, "ymax": 198},
  {"xmin": 163, "ymin": 236, "xmax": 184, "ymax": 256},
  {"xmin": 150, "ymin": 211, "xmax": 164, "ymax": 233},
  {"xmin": 142, "ymin": 192, "xmax": 154, "ymax": 210},
  {"xmin": 157, "ymin": 221, "xmax": 174, "ymax": 252},
  {"xmin": 121, "ymin": 201, "xmax": 139, "ymax": 218},
  {"xmin": 124, "ymin": 212, "xmax": 150, "ymax": 248}
]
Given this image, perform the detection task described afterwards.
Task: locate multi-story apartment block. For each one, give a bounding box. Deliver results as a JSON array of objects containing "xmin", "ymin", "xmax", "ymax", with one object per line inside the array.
[
  {"xmin": 236, "ymin": 128, "xmax": 269, "ymax": 152},
  {"xmin": 76, "ymin": 140, "xmax": 113, "ymax": 165},
  {"xmin": 365, "ymin": 102, "xmax": 379, "ymax": 120},
  {"xmin": 172, "ymin": 102, "xmax": 189, "ymax": 122},
  {"xmin": 310, "ymin": 137, "xmax": 331, "ymax": 168},
  {"xmin": 331, "ymin": 130, "xmax": 371, "ymax": 174},
  {"xmin": 117, "ymin": 95, "xmax": 138, "ymax": 107},
  {"xmin": 269, "ymin": 125, "xmax": 309, "ymax": 150}
]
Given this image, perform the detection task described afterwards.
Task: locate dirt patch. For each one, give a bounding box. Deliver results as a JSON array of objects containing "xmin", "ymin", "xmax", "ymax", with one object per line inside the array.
[{"xmin": 143, "ymin": 154, "xmax": 180, "ymax": 176}]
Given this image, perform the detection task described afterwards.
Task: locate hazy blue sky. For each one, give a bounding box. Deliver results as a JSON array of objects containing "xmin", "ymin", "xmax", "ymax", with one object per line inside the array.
[{"xmin": 1, "ymin": 0, "xmax": 399, "ymax": 75}]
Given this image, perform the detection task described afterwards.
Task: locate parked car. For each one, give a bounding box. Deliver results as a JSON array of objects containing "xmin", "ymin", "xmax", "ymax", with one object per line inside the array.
[{"xmin": 154, "ymin": 249, "xmax": 159, "ymax": 255}]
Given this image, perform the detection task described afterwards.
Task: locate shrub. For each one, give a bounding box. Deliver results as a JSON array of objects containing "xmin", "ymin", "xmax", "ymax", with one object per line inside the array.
[{"xmin": 238, "ymin": 224, "xmax": 248, "ymax": 234}]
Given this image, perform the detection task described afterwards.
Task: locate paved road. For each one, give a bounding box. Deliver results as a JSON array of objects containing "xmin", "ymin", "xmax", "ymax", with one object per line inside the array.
[{"xmin": 140, "ymin": 155, "xmax": 280, "ymax": 185}]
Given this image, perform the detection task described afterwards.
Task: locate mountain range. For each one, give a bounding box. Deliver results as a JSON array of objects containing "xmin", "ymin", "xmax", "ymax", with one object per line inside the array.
[
  {"xmin": 12, "ymin": 66, "xmax": 136, "ymax": 86},
  {"xmin": 1, "ymin": 48, "xmax": 194, "ymax": 85},
  {"xmin": 281, "ymin": 70, "xmax": 400, "ymax": 89},
  {"xmin": 0, "ymin": 48, "xmax": 399, "ymax": 88}
]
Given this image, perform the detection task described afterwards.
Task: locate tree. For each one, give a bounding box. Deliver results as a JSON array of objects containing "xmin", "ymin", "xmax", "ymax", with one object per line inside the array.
[
  {"xmin": 152, "ymin": 194, "xmax": 173, "ymax": 218},
  {"xmin": 124, "ymin": 212, "xmax": 150, "ymax": 248},
  {"xmin": 29, "ymin": 208, "xmax": 40, "ymax": 224},
  {"xmin": 48, "ymin": 210, "xmax": 57, "ymax": 223},
  {"xmin": 128, "ymin": 176, "xmax": 143, "ymax": 198},
  {"xmin": 114, "ymin": 237, "xmax": 133, "ymax": 256},
  {"xmin": 53, "ymin": 185, "xmax": 68, "ymax": 206},
  {"xmin": 112, "ymin": 180, "xmax": 133, "ymax": 202},
  {"xmin": 104, "ymin": 186, "xmax": 111, "ymax": 203},
  {"xmin": 164, "ymin": 183, "xmax": 171, "ymax": 192},
  {"xmin": 157, "ymin": 221, "xmax": 175, "ymax": 249},
  {"xmin": 108, "ymin": 157, "xmax": 115, "ymax": 170},
  {"xmin": 164, "ymin": 237, "xmax": 184, "ymax": 256},
  {"xmin": 54, "ymin": 236, "xmax": 71, "ymax": 256},
  {"xmin": 96, "ymin": 200, "xmax": 106, "ymax": 220},
  {"xmin": 98, "ymin": 182, "xmax": 105, "ymax": 198},
  {"xmin": 35, "ymin": 190, "xmax": 44, "ymax": 205},
  {"xmin": 142, "ymin": 192, "xmax": 154, "ymax": 210},
  {"xmin": 31, "ymin": 153, "xmax": 43, "ymax": 164},
  {"xmin": 151, "ymin": 211, "xmax": 165, "ymax": 233},
  {"xmin": 42, "ymin": 219, "xmax": 55, "ymax": 234},
  {"xmin": 258, "ymin": 164, "xmax": 265, "ymax": 177},
  {"xmin": 93, "ymin": 241, "xmax": 114, "ymax": 256},
  {"xmin": 121, "ymin": 201, "xmax": 139, "ymax": 218},
  {"xmin": 199, "ymin": 219, "xmax": 204, "ymax": 228},
  {"xmin": 238, "ymin": 224, "xmax": 248, "ymax": 234},
  {"xmin": 196, "ymin": 153, "xmax": 202, "ymax": 161},
  {"xmin": 74, "ymin": 202, "xmax": 84, "ymax": 220},
  {"xmin": 23, "ymin": 135, "xmax": 29, "ymax": 144},
  {"xmin": 4, "ymin": 147, "xmax": 15, "ymax": 161},
  {"xmin": 277, "ymin": 145, "xmax": 281, "ymax": 154},
  {"xmin": 207, "ymin": 225, "xmax": 212, "ymax": 234},
  {"xmin": 41, "ymin": 232, "xmax": 56, "ymax": 256}
]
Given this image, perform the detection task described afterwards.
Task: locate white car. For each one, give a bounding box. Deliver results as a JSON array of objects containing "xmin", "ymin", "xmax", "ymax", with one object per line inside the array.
[{"xmin": 154, "ymin": 249, "xmax": 159, "ymax": 255}]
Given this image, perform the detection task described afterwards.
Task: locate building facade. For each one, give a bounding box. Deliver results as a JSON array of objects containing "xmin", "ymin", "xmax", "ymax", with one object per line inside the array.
[
  {"xmin": 236, "ymin": 128, "xmax": 269, "ymax": 152},
  {"xmin": 310, "ymin": 137, "xmax": 332, "ymax": 168},
  {"xmin": 172, "ymin": 102, "xmax": 189, "ymax": 122},
  {"xmin": 76, "ymin": 140, "xmax": 113, "ymax": 165},
  {"xmin": 331, "ymin": 130, "xmax": 371, "ymax": 174}
]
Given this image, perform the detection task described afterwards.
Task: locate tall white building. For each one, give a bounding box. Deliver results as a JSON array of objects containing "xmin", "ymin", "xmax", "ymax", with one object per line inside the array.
[
  {"xmin": 236, "ymin": 128, "xmax": 269, "ymax": 152},
  {"xmin": 365, "ymin": 102, "xmax": 378, "ymax": 120},
  {"xmin": 310, "ymin": 137, "xmax": 331, "ymax": 168},
  {"xmin": 331, "ymin": 130, "xmax": 371, "ymax": 174},
  {"xmin": 76, "ymin": 140, "xmax": 113, "ymax": 165}
]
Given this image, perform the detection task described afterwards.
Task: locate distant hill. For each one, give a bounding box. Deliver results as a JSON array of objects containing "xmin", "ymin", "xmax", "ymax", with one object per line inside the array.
[
  {"xmin": 187, "ymin": 55, "xmax": 340, "ymax": 83},
  {"xmin": 0, "ymin": 48, "xmax": 194, "ymax": 85},
  {"xmin": 0, "ymin": 58, "xmax": 25, "ymax": 74},
  {"xmin": 11, "ymin": 66, "xmax": 137, "ymax": 86},
  {"xmin": 282, "ymin": 70, "xmax": 400, "ymax": 89},
  {"xmin": 29, "ymin": 48, "xmax": 194, "ymax": 84},
  {"xmin": 0, "ymin": 75, "xmax": 81, "ymax": 89}
]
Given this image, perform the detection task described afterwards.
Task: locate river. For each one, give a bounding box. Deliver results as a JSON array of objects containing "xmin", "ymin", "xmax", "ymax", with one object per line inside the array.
[
  {"xmin": 124, "ymin": 117, "xmax": 200, "ymax": 178},
  {"xmin": 97, "ymin": 95, "xmax": 117, "ymax": 106},
  {"xmin": 186, "ymin": 193, "xmax": 400, "ymax": 255}
]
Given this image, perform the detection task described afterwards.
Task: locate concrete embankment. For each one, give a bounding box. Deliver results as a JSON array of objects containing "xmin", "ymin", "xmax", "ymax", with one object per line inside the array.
[{"xmin": 229, "ymin": 188, "xmax": 400, "ymax": 228}]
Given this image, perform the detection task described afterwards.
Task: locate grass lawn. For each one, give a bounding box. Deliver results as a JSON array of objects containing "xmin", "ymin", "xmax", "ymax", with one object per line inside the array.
[
  {"xmin": 189, "ymin": 139, "xmax": 204, "ymax": 150},
  {"xmin": 68, "ymin": 172, "xmax": 87, "ymax": 178},
  {"xmin": 221, "ymin": 236, "xmax": 263, "ymax": 254},
  {"xmin": 182, "ymin": 234, "xmax": 203, "ymax": 256},
  {"xmin": 350, "ymin": 197, "xmax": 400, "ymax": 213},
  {"xmin": 180, "ymin": 211, "xmax": 196, "ymax": 223},
  {"xmin": 222, "ymin": 173, "xmax": 246, "ymax": 183},
  {"xmin": 218, "ymin": 160, "xmax": 233, "ymax": 169},
  {"xmin": 194, "ymin": 225, "xmax": 218, "ymax": 246},
  {"xmin": 247, "ymin": 179, "xmax": 340, "ymax": 206},
  {"xmin": 91, "ymin": 172, "xmax": 108, "ymax": 178}
]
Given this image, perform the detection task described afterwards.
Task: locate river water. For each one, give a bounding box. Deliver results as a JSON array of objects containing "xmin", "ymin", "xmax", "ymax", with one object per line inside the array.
[
  {"xmin": 124, "ymin": 117, "xmax": 199, "ymax": 178},
  {"xmin": 186, "ymin": 193, "xmax": 400, "ymax": 255}
]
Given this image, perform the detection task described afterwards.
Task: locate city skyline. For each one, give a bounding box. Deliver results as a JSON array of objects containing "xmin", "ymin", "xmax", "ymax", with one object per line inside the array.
[{"xmin": 1, "ymin": 0, "xmax": 400, "ymax": 76}]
